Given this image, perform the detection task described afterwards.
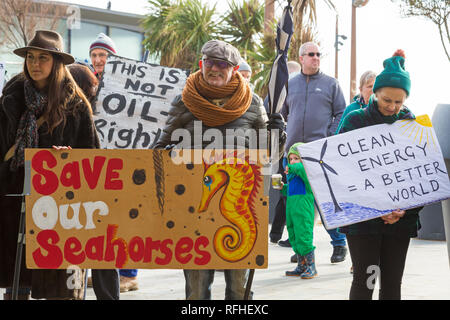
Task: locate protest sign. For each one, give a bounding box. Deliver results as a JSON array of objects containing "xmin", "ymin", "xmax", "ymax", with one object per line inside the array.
[
  {"xmin": 25, "ymin": 149, "xmax": 268, "ymax": 269},
  {"xmin": 0, "ymin": 62, "xmax": 5, "ymax": 93},
  {"xmin": 93, "ymin": 55, "xmax": 189, "ymax": 149},
  {"xmin": 297, "ymin": 115, "xmax": 450, "ymax": 230}
]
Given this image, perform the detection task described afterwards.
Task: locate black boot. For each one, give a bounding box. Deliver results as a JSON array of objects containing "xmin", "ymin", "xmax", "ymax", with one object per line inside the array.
[
  {"xmin": 290, "ymin": 253, "xmax": 297, "ymax": 263},
  {"xmin": 330, "ymin": 246, "xmax": 347, "ymax": 263},
  {"xmin": 278, "ymin": 239, "xmax": 291, "ymax": 247}
]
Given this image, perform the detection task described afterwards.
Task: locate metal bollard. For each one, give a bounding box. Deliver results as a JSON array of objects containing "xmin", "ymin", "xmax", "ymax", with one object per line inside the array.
[{"xmin": 432, "ymin": 104, "xmax": 450, "ymax": 266}]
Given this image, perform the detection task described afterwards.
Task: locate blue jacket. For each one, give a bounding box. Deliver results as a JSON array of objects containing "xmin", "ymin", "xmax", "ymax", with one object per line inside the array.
[{"xmin": 281, "ymin": 71, "xmax": 346, "ymax": 153}]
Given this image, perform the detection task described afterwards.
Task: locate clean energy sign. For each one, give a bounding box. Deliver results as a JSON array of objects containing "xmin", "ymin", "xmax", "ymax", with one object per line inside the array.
[{"xmin": 297, "ymin": 115, "xmax": 450, "ymax": 230}]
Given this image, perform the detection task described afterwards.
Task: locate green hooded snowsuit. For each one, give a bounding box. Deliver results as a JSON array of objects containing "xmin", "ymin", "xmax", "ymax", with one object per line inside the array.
[{"xmin": 282, "ymin": 142, "xmax": 316, "ymax": 256}]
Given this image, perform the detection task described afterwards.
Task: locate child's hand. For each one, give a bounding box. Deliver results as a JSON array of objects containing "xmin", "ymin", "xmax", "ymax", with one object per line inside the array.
[{"xmin": 284, "ymin": 166, "xmax": 289, "ymax": 174}]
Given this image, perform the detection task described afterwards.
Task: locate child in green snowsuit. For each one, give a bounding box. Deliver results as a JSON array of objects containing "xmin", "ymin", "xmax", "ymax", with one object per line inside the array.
[{"xmin": 280, "ymin": 142, "xmax": 317, "ymax": 279}]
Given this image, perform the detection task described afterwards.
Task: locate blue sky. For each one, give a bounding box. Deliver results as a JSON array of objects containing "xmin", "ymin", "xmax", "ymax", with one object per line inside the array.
[{"xmin": 56, "ymin": 0, "xmax": 450, "ymax": 118}]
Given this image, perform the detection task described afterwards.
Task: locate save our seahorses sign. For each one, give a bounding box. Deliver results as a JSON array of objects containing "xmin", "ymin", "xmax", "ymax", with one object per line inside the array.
[{"xmin": 24, "ymin": 149, "xmax": 268, "ymax": 269}]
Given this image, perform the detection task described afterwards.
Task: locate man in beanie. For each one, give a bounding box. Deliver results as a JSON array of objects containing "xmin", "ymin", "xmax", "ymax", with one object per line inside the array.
[
  {"xmin": 338, "ymin": 50, "xmax": 422, "ymax": 300},
  {"xmin": 238, "ymin": 61, "xmax": 252, "ymax": 83},
  {"xmin": 280, "ymin": 42, "xmax": 348, "ymax": 264},
  {"xmin": 88, "ymin": 33, "xmax": 139, "ymax": 297},
  {"xmin": 89, "ymin": 33, "xmax": 117, "ymax": 78},
  {"xmin": 155, "ymin": 39, "xmax": 286, "ymax": 300}
]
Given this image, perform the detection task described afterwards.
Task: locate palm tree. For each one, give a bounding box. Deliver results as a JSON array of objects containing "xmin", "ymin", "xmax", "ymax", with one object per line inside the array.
[
  {"xmin": 220, "ymin": 0, "xmax": 265, "ymax": 61},
  {"xmin": 141, "ymin": 0, "xmax": 220, "ymax": 70},
  {"xmin": 249, "ymin": 30, "xmax": 277, "ymax": 98},
  {"xmin": 288, "ymin": 0, "xmax": 335, "ymax": 61},
  {"xmin": 264, "ymin": 0, "xmax": 275, "ymax": 34}
]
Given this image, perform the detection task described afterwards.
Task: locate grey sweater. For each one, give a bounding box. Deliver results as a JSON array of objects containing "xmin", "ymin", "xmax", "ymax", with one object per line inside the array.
[{"xmin": 281, "ymin": 71, "xmax": 346, "ymax": 153}]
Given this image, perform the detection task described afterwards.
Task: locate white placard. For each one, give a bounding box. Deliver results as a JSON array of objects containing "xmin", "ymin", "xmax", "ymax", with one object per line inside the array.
[
  {"xmin": 93, "ymin": 55, "xmax": 189, "ymax": 149},
  {"xmin": 297, "ymin": 115, "xmax": 450, "ymax": 230},
  {"xmin": 0, "ymin": 62, "xmax": 5, "ymax": 94}
]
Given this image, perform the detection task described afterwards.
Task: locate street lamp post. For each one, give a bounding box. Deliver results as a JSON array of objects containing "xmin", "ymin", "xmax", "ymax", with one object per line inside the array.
[
  {"xmin": 334, "ymin": 14, "xmax": 347, "ymax": 79},
  {"xmin": 350, "ymin": 0, "xmax": 369, "ymax": 101}
]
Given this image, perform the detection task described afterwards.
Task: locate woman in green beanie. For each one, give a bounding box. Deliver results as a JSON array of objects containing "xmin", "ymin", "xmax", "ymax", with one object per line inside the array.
[
  {"xmin": 277, "ymin": 142, "xmax": 317, "ymax": 279},
  {"xmin": 338, "ymin": 50, "xmax": 422, "ymax": 300}
]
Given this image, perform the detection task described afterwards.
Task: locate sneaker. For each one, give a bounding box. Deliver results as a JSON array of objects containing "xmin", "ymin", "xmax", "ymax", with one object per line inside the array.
[
  {"xmin": 120, "ymin": 276, "xmax": 139, "ymax": 293},
  {"xmin": 270, "ymin": 238, "xmax": 280, "ymax": 244},
  {"xmin": 278, "ymin": 239, "xmax": 291, "ymax": 248},
  {"xmin": 330, "ymin": 246, "xmax": 347, "ymax": 263}
]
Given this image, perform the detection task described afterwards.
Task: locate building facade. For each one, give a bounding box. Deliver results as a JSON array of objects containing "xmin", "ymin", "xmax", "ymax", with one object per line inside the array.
[{"xmin": 0, "ymin": 1, "xmax": 148, "ymax": 83}]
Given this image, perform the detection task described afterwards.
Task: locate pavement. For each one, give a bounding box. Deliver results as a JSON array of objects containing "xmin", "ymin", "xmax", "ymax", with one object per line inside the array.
[
  {"xmin": 1, "ymin": 221, "xmax": 448, "ymax": 300},
  {"xmin": 90, "ymin": 221, "xmax": 450, "ymax": 300}
]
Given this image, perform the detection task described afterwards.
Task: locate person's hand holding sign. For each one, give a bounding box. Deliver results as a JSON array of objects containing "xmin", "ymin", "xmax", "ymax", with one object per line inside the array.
[
  {"xmin": 381, "ymin": 209, "xmax": 405, "ymax": 224},
  {"xmin": 52, "ymin": 146, "xmax": 72, "ymax": 150}
]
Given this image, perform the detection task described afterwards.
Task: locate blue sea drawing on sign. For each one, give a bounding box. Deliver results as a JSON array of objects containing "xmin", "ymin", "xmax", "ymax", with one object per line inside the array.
[{"xmin": 320, "ymin": 202, "xmax": 392, "ymax": 229}]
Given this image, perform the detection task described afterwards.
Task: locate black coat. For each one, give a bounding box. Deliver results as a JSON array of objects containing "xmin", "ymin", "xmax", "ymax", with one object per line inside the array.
[{"xmin": 0, "ymin": 74, "xmax": 99, "ymax": 299}]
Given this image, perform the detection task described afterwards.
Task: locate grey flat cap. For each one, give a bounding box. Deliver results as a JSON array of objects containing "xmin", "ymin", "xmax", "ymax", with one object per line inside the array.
[{"xmin": 201, "ymin": 40, "xmax": 241, "ymax": 66}]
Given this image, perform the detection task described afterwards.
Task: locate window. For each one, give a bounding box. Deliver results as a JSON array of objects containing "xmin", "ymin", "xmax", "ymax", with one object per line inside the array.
[
  {"xmin": 109, "ymin": 27, "xmax": 143, "ymax": 61},
  {"xmin": 70, "ymin": 22, "xmax": 107, "ymax": 62}
]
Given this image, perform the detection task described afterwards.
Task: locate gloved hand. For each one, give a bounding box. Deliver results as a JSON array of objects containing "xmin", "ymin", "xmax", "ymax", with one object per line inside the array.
[
  {"xmin": 164, "ymin": 143, "xmax": 177, "ymax": 150},
  {"xmin": 267, "ymin": 113, "xmax": 287, "ymax": 149},
  {"xmin": 267, "ymin": 113, "xmax": 286, "ymax": 132}
]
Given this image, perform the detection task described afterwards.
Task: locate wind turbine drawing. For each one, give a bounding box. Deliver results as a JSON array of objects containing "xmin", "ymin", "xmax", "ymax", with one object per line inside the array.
[{"xmin": 302, "ymin": 140, "xmax": 343, "ymax": 213}]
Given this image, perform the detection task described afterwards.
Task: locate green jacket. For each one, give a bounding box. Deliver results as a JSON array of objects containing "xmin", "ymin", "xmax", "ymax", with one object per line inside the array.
[
  {"xmin": 281, "ymin": 162, "xmax": 316, "ymax": 256},
  {"xmin": 335, "ymin": 94, "xmax": 368, "ymax": 134}
]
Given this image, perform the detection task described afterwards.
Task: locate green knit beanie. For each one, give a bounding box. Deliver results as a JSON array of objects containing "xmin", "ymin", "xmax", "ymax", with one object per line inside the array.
[
  {"xmin": 373, "ymin": 49, "xmax": 410, "ymax": 96},
  {"xmin": 288, "ymin": 142, "xmax": 303, "ymax": 162}
]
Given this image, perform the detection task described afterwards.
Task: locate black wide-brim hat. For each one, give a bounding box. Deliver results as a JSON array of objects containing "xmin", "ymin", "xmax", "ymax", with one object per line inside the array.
[{"xmin": 14, "ymin": 30, "xmax": 75, "ymax": 65}]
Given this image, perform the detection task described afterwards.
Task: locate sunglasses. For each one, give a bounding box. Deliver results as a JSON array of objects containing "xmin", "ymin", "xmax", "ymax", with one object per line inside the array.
[
  {"xmin": 304, "ymin": 52, "xmax": 321, "ymax": 57},
  {"xmin": 202, "ymin": 59, "xmax": 231, "ymax": 69}
]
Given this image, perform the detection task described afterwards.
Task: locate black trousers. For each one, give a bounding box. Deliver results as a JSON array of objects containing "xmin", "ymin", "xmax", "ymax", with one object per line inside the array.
[
  {"xmin": 91, "ymin": 269, "xmax": 120, "ymax": 300},
  {"xmin": 269, "ymin": 160, "xmax": 287, "ymax": 242},
  {"xmin": 347, "ymin": 233, "xmax": 411, "ymax": 300}
]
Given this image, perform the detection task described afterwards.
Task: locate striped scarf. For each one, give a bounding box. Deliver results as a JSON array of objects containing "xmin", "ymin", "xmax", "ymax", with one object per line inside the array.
[{"xmin": 10, "ymin": 80, "xmax": 48, "ymax": 171}]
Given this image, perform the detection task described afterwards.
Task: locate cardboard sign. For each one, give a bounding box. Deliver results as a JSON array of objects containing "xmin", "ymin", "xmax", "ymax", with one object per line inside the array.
[
  {"xmin": 297, "ymin": 115, "xmax": 450, "ymax": 230},
  {"xmin": 25, "ymin": 149, "xmax": 268, "ymax": 269},
  {"xmin": 93, "ymin": 55, "xmax": 189, "ymax": 149},
  {"xmin": 0, "ymin": 62, "xmax": 5, "ymax": 94}
]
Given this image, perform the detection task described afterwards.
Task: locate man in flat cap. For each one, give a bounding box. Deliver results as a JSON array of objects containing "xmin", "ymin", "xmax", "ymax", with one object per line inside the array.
[{"xmin": 155, "ymin": 39, "xmax": 285, "ymax": 300}]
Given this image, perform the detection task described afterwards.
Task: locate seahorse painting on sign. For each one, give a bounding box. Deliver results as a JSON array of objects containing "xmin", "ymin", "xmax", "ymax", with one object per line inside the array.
[{"xmin": 198, "ymin": 152, "xmax": 262, "ymax": 263}]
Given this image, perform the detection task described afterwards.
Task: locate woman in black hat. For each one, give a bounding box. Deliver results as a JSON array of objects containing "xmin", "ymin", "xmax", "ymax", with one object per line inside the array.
[{"xmin": 0, "ymin": 30, "xmax": 99, "ymax": 300}]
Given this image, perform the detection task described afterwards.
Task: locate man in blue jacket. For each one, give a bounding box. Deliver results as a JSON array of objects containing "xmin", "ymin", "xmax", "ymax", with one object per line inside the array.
[{"xmin": 281, "ymin": 42, "xmax": 348, "ymax": 263}]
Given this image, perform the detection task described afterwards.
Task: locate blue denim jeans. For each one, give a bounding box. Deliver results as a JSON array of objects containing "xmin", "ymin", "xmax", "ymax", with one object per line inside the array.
[
  {"xmin": 183, "ymin": 269, "xmax": 252, "ymax": 300},
  {"xmin": 119, "ymin": 269, "xmax": 138, "ymax": 277},
  {"xmin": 315, "ymin": 201, "xmax": 347, "ymax": 247}
]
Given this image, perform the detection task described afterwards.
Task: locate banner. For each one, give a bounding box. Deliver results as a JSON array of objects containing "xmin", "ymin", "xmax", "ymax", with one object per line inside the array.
[
  {"xmin": 25, "ymin": 149, "xmax": 268, "ymax": 269},
  {"xmin": 297, "ymin": 115, "xmax": 450, "ymax": 230},
  {"xmin": 93, "ymin": 55, "xmax": 189, "ymax": 149}
]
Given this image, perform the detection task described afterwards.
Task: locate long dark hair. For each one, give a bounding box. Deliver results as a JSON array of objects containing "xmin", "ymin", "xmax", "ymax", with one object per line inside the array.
[
  {"xmin": 24, "ymin": 54, "xmax": 92, "ymax": 134},
  {"xmin": 67, "ymin": 64, "xmax": 98, "ymax": 104}
]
